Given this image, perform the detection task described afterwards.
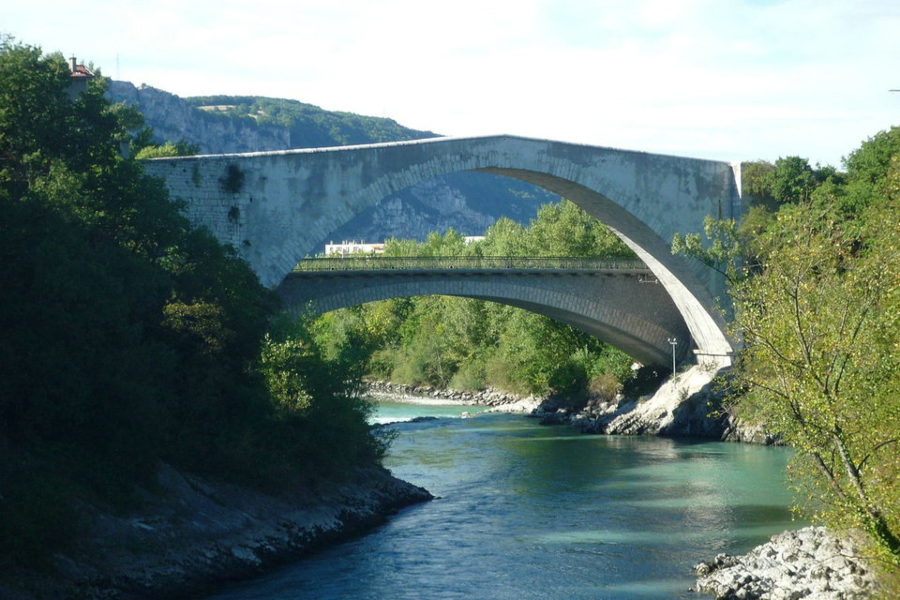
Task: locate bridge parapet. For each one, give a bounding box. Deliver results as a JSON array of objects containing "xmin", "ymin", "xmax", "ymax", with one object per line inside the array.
[{"xmin": 293, "ymin": 256, "xmax": 650, "ymax": 272}]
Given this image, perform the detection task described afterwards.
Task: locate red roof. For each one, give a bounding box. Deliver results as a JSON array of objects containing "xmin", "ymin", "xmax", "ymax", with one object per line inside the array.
[{"xmin": 70, "ymin": 64, "xmax": 94, "ymax": 79}]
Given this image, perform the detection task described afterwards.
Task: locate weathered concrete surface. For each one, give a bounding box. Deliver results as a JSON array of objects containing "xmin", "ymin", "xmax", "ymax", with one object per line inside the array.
[
  {"xmin": 281, "ymin": 268, "xmax": 690, "ymax": 367},
  {"xmin": 144, "ymin": 135, "xmax": 742, "ymax": 364}
]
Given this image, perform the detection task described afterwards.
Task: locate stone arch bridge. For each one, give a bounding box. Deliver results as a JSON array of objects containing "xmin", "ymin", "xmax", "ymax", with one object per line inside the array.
[{"xmin": 144, "ymin": 135, "xmax": 745, "ymax": 367}]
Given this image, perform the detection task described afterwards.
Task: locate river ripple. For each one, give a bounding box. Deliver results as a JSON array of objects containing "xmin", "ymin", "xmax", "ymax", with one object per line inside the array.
[{"xmin": 206, "ymin": 403, "xmax": 799, "ymax": 600}]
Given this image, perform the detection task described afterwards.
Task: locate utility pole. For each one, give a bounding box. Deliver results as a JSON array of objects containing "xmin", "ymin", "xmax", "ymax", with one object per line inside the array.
[{"xmin": 668, "ymin": 337, "xmax": 678, "ymax": 374}]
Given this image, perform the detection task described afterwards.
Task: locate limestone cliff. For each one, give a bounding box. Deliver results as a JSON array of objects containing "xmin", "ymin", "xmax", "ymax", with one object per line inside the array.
[{"xmin": 108, "ymin": 81, "xmax": 292, "ymax": 154}]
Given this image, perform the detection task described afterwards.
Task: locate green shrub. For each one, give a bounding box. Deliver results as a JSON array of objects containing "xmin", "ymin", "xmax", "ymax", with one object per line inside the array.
[
  {"xmin": 547, "ymin": 358, "xmax": 589, "ymax": 410},
  {"xmin": 588, "ymin": 372, "xmax": 621, "ymax": 403},
  {"xmin": 448, "ymin": 357, "xmax": 487, "ymax": 391}
]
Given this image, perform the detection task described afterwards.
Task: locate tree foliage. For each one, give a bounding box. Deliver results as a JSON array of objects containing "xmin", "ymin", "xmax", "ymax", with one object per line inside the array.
[
  {"xmin": 0, "ymin": 40, "xmax": 385, "ymax": 568},
  {"xmin": 313, "ymin": 200, "xmax": 636, "ymax": 401},
  {"xmin": 733, "ymin": 203, "xmax": 900, "ymax": 556},
  {"xmin": 674, "ymin": 126, "xmax": 900, "ymax": 567},
  {"xmin": 133, "ymin": 137, "xmax": 200, "ymax": 159}
]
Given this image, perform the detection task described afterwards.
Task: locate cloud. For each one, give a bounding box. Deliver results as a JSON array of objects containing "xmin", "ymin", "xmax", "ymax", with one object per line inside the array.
[{"xmin": 4, "ymin": 0, "xmax": 899, "ymax": 165}]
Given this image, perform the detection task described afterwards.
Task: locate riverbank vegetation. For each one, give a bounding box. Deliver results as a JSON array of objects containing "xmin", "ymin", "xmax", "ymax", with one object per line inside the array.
[
  {"xmin": 674, "ymin": 128, "xmax": 900, "ymax": 583},
  {"xmin": 309, "ymin": 200, "xmax": 644, "ymax": 406},
  {"xmin": 0, "ymin": 40, "xmax": 385, "ymax": 570}
]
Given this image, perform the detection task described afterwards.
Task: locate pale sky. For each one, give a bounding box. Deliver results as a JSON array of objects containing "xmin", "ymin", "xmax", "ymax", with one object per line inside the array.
[{"xmin": 5, "ymin": 0, "xmax": 899, "ymax": 167}]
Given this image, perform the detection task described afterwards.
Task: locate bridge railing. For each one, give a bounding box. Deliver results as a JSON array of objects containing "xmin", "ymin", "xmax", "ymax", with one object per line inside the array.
[{"xmin": 292, "ymin": 256, "xmax": 649, "ymax": 272}]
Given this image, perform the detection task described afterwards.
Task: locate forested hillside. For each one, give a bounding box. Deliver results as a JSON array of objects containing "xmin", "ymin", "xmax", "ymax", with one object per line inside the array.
[{"xmin": 185, "ymin": 94, "xmax": 438, "ymax": 147}]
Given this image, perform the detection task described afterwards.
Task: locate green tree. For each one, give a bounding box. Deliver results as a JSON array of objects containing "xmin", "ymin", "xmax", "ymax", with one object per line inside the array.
[
  {"xmin": 829, "ymin": 126, "xmax": 900, "ymax": 221},
  {"xmin": 675, "ymin": 133, "xmax": 900, "ymax": 567},
  {"xmin": 481, "ymin": 216, "xmax": 529, "ymax": 255},
  {"xmin": 525, "ymin": 199, "xmax": 633, "ymax": 257},
  {"xmin": 768, "ymin": 156, "xmax": 816, "ymax": 204},
  {"xmin": 739, "ymin": 157, "xmax": 842, "ymax": 212},
  {"xmin": 844, "ymin": 127, "xmax": 900, "ymax": 190},
  {"xmin": 133, "ymin": 138, "xmax": 200, "ymax": 159},
  {"xmin": 730, "ymin": 201, "xmax": 900, "ymax": 558},
  {"xmin": 741, "ymin": 160, "xmax": 776, "ymax": 203},
  {"xmin": 257, "ymin": 315, "xmax": 388, "ymax": 478},
  {"xmin": 0, "ymin": 40, "xmax": 389, "ymax": 568}
]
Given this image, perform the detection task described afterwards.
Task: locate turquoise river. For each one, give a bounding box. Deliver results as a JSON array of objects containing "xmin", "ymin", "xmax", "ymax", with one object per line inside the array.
[{"xmin": 206, "ymin": 398, "xmax": 801, "ymax": 599}]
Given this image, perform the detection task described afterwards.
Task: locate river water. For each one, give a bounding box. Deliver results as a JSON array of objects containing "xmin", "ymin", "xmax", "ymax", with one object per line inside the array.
[{"xmin": 207, "ymin": 398, "xmax": 800, "ymax": 600}]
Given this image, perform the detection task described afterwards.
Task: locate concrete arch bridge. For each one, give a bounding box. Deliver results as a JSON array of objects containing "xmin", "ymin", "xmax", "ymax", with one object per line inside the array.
[
  {"xmin": 284, "ymin": 257, "xmax": 686, "ymax": 367},
  {"xmin": 143, "ymin": 135, "xmax": 745, "ymax": 367}
]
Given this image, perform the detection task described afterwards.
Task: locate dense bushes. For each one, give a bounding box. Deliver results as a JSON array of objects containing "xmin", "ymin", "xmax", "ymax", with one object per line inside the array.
[{"xmin": 0, "ymin": 40, "xmax": 383, "ymax": 567}]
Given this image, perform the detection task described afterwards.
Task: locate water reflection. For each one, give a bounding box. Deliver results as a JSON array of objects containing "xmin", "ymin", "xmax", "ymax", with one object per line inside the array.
[{"xmin": 206, "ymin": 411, "xmax": 801, "ymax": 600}]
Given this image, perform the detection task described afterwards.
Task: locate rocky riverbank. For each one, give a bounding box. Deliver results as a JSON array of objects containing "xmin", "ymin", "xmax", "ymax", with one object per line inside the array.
[
  {"xmin": 0, "ymin": 464, "xmax": 431, "ymax": 600},
  {"xmin": 368, "ymin": 373, "xmax": 885, "ymax": 599},
  {"xmin": 693, "ymin": 527, "xmax": 879, "ymax": 599},
  {"xmin": 369, "ymin": 365, "xmax": 775, "ymax": 444},
  {"xmin": 366, "ymin": 380, "xmax": 545, "ymax": 413},
  {"xmin": 538, "ymin": 364, "xmax": 780, "ymax": 443},
  {"xmin": 534, "ymin": 363, "xmax": 730, "ymax": 436}
]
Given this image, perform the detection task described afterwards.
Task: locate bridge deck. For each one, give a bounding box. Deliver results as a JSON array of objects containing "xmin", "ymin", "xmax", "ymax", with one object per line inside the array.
[
  {"xmin": 279, "ymin": 256, "xmax": 678, "ymax": 366},
  {"xmin": 292, "ymin": 256, "xmax": 651, "ymax": 273}
]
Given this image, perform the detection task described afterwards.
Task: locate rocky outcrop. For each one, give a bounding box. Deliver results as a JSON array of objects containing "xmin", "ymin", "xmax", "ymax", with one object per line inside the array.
[
  {"xmin": 693, "ymin": 527, "xmax": 878, "ymax": 599},
  {"xmin": 108, "ymin": 81, "xmax": 291, "ymax": 154},
  {"xmin": 530, "ymin": 364, "xmax": 781, "ymax": 444},
  {"xmin": 533, "ymin": 364, "xmax": 729, "ymax": 437},
  {"xmin": 1, "ymin": 464, "xmax": 430, "ymax": 600},
  {"xmin": 566, "ymin": 364, "xmax": 728, "ymax": 437}
]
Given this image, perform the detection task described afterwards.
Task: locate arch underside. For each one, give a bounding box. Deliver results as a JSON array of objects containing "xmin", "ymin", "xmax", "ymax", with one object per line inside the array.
[
  {"xmin": 278, "ymin": 273, "xmax": 691, "ymax": 366},
  {"xmin": 466, "ymin": 296, "xmax": 685, "ymax": 366},
  {"xmin": 474, "ymin": 167, "xmax": 734, "ymax": 364}
]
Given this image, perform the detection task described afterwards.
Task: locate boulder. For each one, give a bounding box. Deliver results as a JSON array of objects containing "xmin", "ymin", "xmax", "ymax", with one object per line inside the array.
[{"xmin": 693, "ymin": 527, "xmax": 877, "ymax": 600}]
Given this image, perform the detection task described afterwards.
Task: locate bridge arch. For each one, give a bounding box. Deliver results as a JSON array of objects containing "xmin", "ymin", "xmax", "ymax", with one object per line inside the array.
[
  {"xmin": 144, "ymin": 135, "xmax": 742, "ymax": 365},
  {"xmin": 280, "ymin": 268, "xmax": 691, "ymax": 367}
]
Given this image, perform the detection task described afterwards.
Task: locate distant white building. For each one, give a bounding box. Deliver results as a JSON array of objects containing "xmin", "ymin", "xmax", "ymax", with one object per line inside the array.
[
  {"xmin": 324, "ymin": 240, "xmax": 385, "ymax": 256},
  {"xmin": 324, "ymin": 236, "xmax": 484, "ymax": 256}
]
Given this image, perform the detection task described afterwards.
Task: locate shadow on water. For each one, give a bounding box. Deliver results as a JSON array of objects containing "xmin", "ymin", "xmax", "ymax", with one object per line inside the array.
[{"xmin": 205, "ymin": 411, "xmax": 801, "ymax": 600}]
